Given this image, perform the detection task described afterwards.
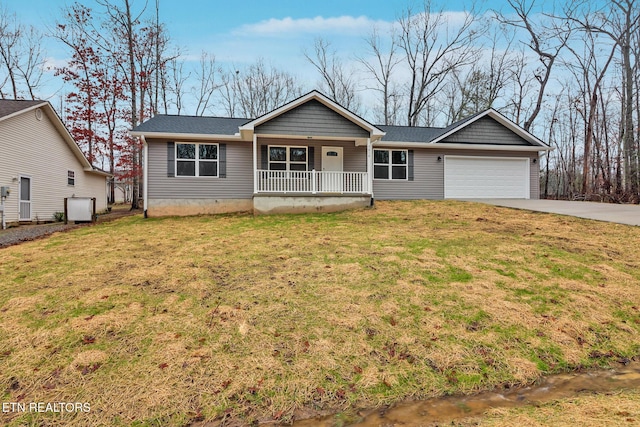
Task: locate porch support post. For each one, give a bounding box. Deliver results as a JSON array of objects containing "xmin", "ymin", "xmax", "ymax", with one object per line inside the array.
[
  {"xmin": 366, "ymin": 137, "xmax": 373, "ymax": 196},
  {"xmin": 253, "ymin": 134, "xmax": 258, "ymax": 193},
  {"xmin": 312, "ymin": 169, "xmax": 317, "ymax": 194},
  {"xmin": 142, "ymin": 135, "xmax": 149, "ymax": 218}
]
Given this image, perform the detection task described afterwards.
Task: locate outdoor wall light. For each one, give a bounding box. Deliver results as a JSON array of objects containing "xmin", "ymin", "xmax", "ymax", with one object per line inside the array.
[
  {"xmin": 532, "ymin": 158, "xmax": 537, "ymax": 164},
  {"xmin": 437, "ymin": 156, "xmax": 442, "ymax": 162}
]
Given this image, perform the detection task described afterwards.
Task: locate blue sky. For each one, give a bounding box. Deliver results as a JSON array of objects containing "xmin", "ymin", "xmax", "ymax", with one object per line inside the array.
[
  {"xmin": 6, "ymin": 0, "xmax": 576, "ymax": 118},
  {"xmin": 10, "ymin": 0, "xmax": 512, "ymax": 63}
]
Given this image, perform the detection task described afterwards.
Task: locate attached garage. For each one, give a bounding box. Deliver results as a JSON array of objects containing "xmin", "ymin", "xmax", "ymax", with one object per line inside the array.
[{"xmin": 444, "ymin": 156, "xmax": 530, "ymax": 199}]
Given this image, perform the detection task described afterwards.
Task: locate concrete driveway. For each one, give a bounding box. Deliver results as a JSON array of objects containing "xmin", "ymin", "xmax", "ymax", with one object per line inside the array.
[{"xmin": 466, "ymin": 199, "xmax": 640, "ymax": 226}]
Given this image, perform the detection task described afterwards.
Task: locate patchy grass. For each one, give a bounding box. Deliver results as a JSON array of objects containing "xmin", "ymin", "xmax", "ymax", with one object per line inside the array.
[
  {"xmin": 459, "ymin": 389, "xmax": 640, "ymax": 427},
  {"xmin": 0, "ymin": 200, "xmax": 639, "ymax": 426}
]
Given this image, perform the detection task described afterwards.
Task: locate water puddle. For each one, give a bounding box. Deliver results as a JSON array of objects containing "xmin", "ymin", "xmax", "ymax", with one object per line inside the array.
[{"xmin": 293, "ymin": 362, "xmax": 640, "ymax": 426}]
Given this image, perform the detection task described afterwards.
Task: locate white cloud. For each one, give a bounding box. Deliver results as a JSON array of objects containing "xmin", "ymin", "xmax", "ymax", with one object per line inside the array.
[
  {"xmin": 42, "ymin": 57, "xmax": 68, "ymax": 72},
  {"xmin": 234, "ymin": 15, "xmax": 392, "ymax": 37}
]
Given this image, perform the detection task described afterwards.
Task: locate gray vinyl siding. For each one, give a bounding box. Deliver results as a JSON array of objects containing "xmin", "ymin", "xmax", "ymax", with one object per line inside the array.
[
  {"xmin": 256, "ymin": 100, "xmax": 370, "ymax": 138},
  {"xmin": 441, "ymin": 116, "xmax": 531, "ymax": 145},
  {"xmin": 258, "ymin": 138, "xmax": 367, "ymax": 172},
  {"xmin": 147, "ymin": 139, "xmax": 253, "ymax": 199},
  {"xmin": 374, "ymin": 149, "xmax": 539, "ymax": 200},
  {"xmin": 373, "ymin": 151, "xmax": 440, "ymax": 200}
]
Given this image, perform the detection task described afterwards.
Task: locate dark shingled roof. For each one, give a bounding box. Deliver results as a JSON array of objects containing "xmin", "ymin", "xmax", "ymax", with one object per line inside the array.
[
  {"xmin": 0, "ymin": 99, "xmax": 45, "ymax": 119},
  {"xmin": 376, "ymin": 124, "xmax": 444, "ymax": 143},
  {"xmin": 134, "ymin": 115, "xmax": 450, "ymax": 143},
  {"xmin": 133, "ymin": 115, "xmax": 249, "ymax": 135},
  {"xmin": 132, "ymin": 110, "xmax": 529, "ymax": 145}
]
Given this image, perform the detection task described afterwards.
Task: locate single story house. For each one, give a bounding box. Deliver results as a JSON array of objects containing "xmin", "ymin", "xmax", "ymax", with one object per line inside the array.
[
  {"xmin": 130, "ymin": 90, "xmax": 552, "ymax": 216},
  {"xmin": 0, "ymin": 100, "xmax": 110, "ymax": 224}
]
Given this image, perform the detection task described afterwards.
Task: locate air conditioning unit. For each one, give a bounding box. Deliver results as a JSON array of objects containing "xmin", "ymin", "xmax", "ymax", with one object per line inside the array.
[{"xmin": 65, "ymin": 197, "xmax": 96, "ymax": 223}]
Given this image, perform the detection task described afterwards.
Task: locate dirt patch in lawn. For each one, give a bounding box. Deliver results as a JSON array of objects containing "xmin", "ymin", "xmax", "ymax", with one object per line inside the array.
[{"xmin": 1, "ymin": 200, "xmax": 639, "ymax": 426}]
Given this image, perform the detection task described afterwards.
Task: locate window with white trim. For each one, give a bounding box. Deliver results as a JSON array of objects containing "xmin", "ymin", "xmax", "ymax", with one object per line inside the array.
[
  {"xmin": 269, "ymin": 146, "xmax": 307, "ymax": 171},
  {"xmin": 176, "ymin": 143, "xmax": 218, "ymax": 177},
  {"xmin": 374, "ymin": 149, "xmax": 408, "ymax": 180},
  {"xmin": 67, "ymin": 170, "xmax": 75, "ymax": 186}
]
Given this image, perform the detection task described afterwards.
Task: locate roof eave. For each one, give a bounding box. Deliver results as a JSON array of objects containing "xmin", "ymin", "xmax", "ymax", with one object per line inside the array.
[
  {"xmin": 130, "ymin": 130, "xmax": 244, "ymax": 141},
  {"xmin": 85, "ymin": 168, "xmax": 113, "ymax": 177},
  {"xmin": 373, "ymin": 141, "xmax": 553, "ymax": 152},
  {"xmin": 0, "ymin": 101, "xmax": 49, "ymax": 123}
]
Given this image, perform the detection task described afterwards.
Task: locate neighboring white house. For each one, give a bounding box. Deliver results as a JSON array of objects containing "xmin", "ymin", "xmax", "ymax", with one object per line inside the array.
[{"xmin": 0, "ymin": 100, "xmax": 110, "ymax": 224}]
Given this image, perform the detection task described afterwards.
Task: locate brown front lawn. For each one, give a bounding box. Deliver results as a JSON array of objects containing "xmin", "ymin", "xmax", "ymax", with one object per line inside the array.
[{"xmin": 1, "ymin": 200, "xmax": 639, "ymax": 426}]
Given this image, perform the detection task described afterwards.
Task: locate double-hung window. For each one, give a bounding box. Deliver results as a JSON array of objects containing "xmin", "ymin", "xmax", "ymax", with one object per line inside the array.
[
  {"xmin": 67, "ymin": 170, "xmax": 75, "ymax": 186},
  {"xmin": 374, "ymin": 149, "xmax": 408, "ymax": 180},
  {"xmin": 176, "ymin": 143, "xmax": 218, "ymax": 177},
  {"xmin": 268, "ymin": 146, "xmax": 307, "ymax": 171}
]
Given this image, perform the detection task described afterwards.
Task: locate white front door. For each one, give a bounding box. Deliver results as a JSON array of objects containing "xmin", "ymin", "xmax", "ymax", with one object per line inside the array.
[
  {"xmin": 19, "ymin": 176, "xmax": 31, "ymax": 220},
  {"xmin": 322, "ymin": 147, "xmax": 344, "ymax": 172},
  {"xmin": 321, "ymin": 147, "xmax": 344, "ymax": 192}
]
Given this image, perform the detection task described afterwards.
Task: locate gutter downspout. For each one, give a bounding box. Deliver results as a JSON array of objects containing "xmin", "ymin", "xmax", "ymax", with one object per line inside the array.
[
  {"xmin": 253, "ymin": 134, "xmax": 258, "ymax": 194},
  {"xmin": 141, "ymin": 135, "xmax": 148, "ymax": 218},
  {"xmin": 366, "ymin": 137, "xmax": 374, "ymax": 206},
  {"xmin": 1, "ymin": 195, "xmax": 5, "ymax": 230}
]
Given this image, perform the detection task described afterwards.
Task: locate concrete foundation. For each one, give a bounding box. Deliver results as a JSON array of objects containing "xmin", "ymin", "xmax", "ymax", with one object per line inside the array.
[
  {"xmin": 146, "ymin": 198, "xmax": 253, "ymax": 217},
  {"xmin": 253, "ymin": 194, "xmax": 371, "ymax": 215}
]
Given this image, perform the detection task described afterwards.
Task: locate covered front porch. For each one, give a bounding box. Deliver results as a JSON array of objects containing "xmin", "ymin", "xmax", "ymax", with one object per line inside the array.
[
  {"xmin": 251, "ymin": 137, "xmax": 374, "ymax": 196},
  {"xmin": 235, "ymin": 90, "xmax": 386, "ymax": 213},
  {"xmin": 256, "ymin": 169, "xmax": 369, "ymax": 194}
]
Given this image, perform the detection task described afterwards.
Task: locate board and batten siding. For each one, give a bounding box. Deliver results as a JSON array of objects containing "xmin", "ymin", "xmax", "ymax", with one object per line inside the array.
[
  {"xmin": 257, "ymin": 138, "xmax": 367, "ymax": 172},
  {"xmin": 441, "ymin": 116, "xmax": 530, "ymax": 145},
  {"xmin": 0, "ymin": 108, "xmax": 107, "ymax": 223},
  {"xmin": 373, "ymin": 149, "xmax": 539, "ymax": 200},
  {"xmin": 147, "ymin": 139, "xmax": 253, "ymax": 199},
  {"xmin": 255, "ymin": 100, "xmax": 370, "ymax": 138}
]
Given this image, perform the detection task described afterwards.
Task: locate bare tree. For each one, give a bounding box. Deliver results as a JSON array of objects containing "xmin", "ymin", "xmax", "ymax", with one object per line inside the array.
[
  {"xmin": 0, "ymin": 7, "xmax": 20, "ymax": 99},
  {"xmin": 444, "ymin": 28, "xmax": 517, "ymax": 122},
  {"xmin": 495, "ymin": 0, "xmax": 570, "ymax": 131},
  {"xmin": 304, "ymin": 37, "xmax": 361, "ymax": 113},
  {"xmin": 563, "ymin": 27, "xmax": 617, "ymax": 194},
  {"xmin": 356, "ymin": 27, "xmax": 402, "ymax": 125},
  {"xmin": 397, "ymin": 0, "xmax": 480, "ymax": 126},
  {"xmin": 0, "ymin": 6, "xmax": 45, "ymax": 99},
  {"xmin": 563, "ymin": 0, "xmax": 640, "ymax": 196},
  {"xmin": 193, "ymin": 51, "xmax": 222, "ymax": 116},
  {"xmin": 219, "ymin": 59, "xmax": 303, "ymax": 118},
  {"xmin": 501, "ymin": 47, "xmax": 536, "ymax": 125},
  {"xmin": 94, "ymin": 0, "xmax": 146, "ymax": 208},
  {"xmin": 164, "ymin": 56, "xmax": 189, "ymax": 114}
]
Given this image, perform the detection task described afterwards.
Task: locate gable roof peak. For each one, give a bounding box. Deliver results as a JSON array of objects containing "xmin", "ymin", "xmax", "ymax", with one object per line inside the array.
[
  {"xmin": 0, "ymin": 99, "xmax": 48, "ymax": 121},
  {"xmin": 430, "ymin": 108, "xmax": 548, "ymax": 147},
  {"xmin": 239, "ymin": 89, "xmax": 385, "ymax": 141}
]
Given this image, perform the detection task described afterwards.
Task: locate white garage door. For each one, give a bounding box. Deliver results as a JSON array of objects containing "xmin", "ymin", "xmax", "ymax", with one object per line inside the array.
[{"xmin": 444, "ymin": 156, "xmax": 530, "ymax": 199}]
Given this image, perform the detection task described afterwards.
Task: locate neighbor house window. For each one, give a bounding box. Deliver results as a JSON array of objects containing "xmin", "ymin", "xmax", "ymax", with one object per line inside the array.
[
  {"xmin": 67, "ymin": 170, "xmax": 75, "ymax": 186},
  {"xmin": 374, "ymin": 149, "xmax": 407, "ymax": 180},
  {"xmin": 176, "ymin": 143, "xmax": 218, "ymax": 177},
  {"xmin": 269, "ymin": 146, "xmax": 307, "ymax": 171}
]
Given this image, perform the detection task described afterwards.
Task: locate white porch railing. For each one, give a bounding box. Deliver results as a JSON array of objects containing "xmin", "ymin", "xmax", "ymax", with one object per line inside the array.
[{"xmin": 256, "ymin": 170, "xmax": 369, "ymax": 194}]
